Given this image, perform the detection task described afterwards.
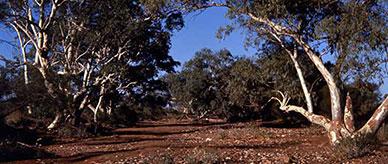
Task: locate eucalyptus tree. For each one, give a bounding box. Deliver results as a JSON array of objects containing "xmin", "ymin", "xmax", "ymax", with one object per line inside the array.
[
  {"xmin": 0, "ymin": 0, "xmax": 181, "ymax": 128},
  {"xmin": 165, "ymin": 48, "xmax": 234, "ymax": 118},
  {"xmin": 183, "ymin": 0, "xmax": 387, "ymax": 147},
  {"xmin": 223, "ymin": 57, "xmax": 266, "ymax": 120},
  {"xmin": 165, "ymin": 49, "xmax": 269, "ymax": 121}
]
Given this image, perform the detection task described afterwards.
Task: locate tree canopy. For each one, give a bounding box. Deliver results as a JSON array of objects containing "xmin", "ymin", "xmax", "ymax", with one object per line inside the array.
[{"xmin": 0, "ymin": 0, "xmax": 183, "ymax": 128}]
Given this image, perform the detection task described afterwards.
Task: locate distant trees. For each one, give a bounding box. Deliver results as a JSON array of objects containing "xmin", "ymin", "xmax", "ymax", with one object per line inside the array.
[
  {"xmin": 164, "ymin": 48, "xmax": 325, "ymax": 122},
  {"xmin": 164, "ymin": 49, "xmax": 234, "ymax": 119},
  {"xmin": 0, "ymin": 0, "xmax": 182, "ymax": 129}
]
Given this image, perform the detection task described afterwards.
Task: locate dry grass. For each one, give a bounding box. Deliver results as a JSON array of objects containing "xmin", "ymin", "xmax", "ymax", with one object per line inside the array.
[{"xmin": 333, "ymin": 134, "xmax": 380, "ymax": 159}]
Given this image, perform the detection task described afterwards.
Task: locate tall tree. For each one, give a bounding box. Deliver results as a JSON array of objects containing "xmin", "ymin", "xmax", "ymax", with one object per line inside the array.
[
  {"xmin": 184, "ymin": 0, "xmax": 387, "ymax": 147},
  {"xmin": 0, "ymin": 0, "xmax": 181, "ymax": 128}
]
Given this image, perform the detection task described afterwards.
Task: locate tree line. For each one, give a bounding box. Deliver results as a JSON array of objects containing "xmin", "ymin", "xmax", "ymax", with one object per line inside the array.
[
  {"xmin": 0, "ymin": 0, "xmax": 387, "ymax": 157},
  {"xmin": 163, "ymin": 48, "xmax": 383, "ymax": 126}
]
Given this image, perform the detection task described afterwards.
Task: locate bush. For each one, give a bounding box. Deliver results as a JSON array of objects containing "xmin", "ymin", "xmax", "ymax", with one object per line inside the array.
[
  {"xmin": 56, "ymin": 124, "xmax": 91, "ymax": 138},
  {"xmin": 333, "ymin": 134, "xmax": 379, "ymax": 159},
  {"xmin": 224, "ymin": 107, "xmax": 261, "ymax": 123},
  {"xmin": 104, "ymin": 105, "xmax": 139, "ymax": 127}
]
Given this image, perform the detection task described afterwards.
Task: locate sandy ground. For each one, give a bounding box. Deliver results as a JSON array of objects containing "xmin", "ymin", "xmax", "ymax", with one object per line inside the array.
[{"xmin": 8, "ymin": 119, "xmax": 388, "ymax": 163}]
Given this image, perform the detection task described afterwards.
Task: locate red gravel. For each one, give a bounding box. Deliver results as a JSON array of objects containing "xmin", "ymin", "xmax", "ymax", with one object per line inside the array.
[{"xmin": 10, "ymin": 119, "xmax": 388, "ymax": 163}]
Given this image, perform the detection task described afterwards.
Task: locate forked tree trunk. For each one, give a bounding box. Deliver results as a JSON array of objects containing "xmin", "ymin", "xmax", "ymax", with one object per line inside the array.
[
  {"xmin": 200, "ymin": 1, "xmax": 388, "ymax": 148},
  {"xmin": 248, "ymin": 13, "xmax": 388, "ymax": 146},
  {"xmin": 292, "ymin": 36, "xmax": 388, "ymax": 144}
]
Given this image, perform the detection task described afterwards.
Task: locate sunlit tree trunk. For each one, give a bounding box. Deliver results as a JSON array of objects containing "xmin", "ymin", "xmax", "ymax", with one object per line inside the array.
[
  {"xmin": 247, "ymin": 12, "xmax": 387, "ymax": 145},
  {"xmin": 11, "ymin": 24, "xmax": 33, "ymax": 114},
  {"xmin": 268, "ymin": 31, "xmax": 314, "ymax": 113},
  {"xmin": 11, "ymin": 0, "xmax": 66, "ymax": 129}
]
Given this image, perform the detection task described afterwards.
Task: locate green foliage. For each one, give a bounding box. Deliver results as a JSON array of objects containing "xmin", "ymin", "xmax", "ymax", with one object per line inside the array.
[
  {"xmin": 164, "ymin": 48, "xmax": 231, "ymax": 119},
  {"xmin": 164, "ymin": 48, "xmax": 319, "ymax": 122},
  {"xmin": 0, "ymin": 65, "xmax": 55, "ymax": 119},
  {"xmin": 226, "ymin": 58, "xmax": 262, "ymax": 109},
  {"xmin": 0, "ymin": 0, "xmax": 184, "ymax": 128},
  {"xmin": 256, "ymin": 1, "xmax": 385, "ymax": 84}
]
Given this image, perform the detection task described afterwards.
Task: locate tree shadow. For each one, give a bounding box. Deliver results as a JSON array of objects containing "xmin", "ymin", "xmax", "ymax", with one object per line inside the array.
[
  {"xmin": 133, "ymin": 121, "xmax": 227, "ymax": 128},
  {"xmin": 61, "ymin": 148, "xmax": 140, "ymax": 162},
  {"xmin": 0, "ymin": 142, "xmax": 56, "ymax": 162},
  {"xmin": 150, "ymin": 140, "xmax": 302, "ymax": 150},
  {"xmin": 112, "ymin": 128, "xmax": 202, "ymax": 136},
  {"xmin": 43, "ymin": 139, "xmax": 302, "ymax": 162},
  {"xmin": 83, "ymin": 137, "xmax": 166, "ymax": 146},
  {"xmin": 210, "ymin": 141, "xmax": 302, "ymax": 149}
]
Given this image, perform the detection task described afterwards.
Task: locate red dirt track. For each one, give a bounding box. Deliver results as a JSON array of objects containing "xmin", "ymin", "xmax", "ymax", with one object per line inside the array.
[{"xmin": 10, "ymin": 119, "xmax": 388, "ymax": 163}]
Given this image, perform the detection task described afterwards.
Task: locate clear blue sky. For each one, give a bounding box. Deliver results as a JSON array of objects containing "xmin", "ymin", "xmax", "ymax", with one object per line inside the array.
[{"xmin": 0, "ymin": 7, "xmax": 387, "ymax": 94}]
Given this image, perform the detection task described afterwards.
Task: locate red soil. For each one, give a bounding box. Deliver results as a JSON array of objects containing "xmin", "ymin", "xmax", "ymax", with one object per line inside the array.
[{"xmin": 9, "ymin": 119, "xmax": 388, "ymax": 163}]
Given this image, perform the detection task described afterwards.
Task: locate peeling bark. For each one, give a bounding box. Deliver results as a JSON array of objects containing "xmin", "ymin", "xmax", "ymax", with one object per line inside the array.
[
  {"xmin": 293, "ymin": 37, "xmax": 342, "ymax": 122},
  {"xmin": 358, "ymin": 97, "xmax": 388, "ymax": 135},
  {"xmin": 270, "ymin": 92, "xmax": 330, "ymax": 130},
  {"xmin": 344, "ymin": 93, "xmax": 355, "ymax": 133},
  {"xmin": 268, "ymin": 31, "xmax": 314, "ymax": 113},
  {"xmin": 245, "ymin": 11, "xmax": 388, "ymax": 146}
]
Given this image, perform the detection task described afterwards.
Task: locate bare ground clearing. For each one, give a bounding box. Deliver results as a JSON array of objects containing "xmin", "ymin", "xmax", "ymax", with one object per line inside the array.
[{"xmin": 8, "ymin": 119, "xmax": 388, "ymax": 164}]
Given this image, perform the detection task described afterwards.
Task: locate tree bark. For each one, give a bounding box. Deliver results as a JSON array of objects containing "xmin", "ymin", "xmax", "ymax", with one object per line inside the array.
[
  {"xmin": 268, "ymin": 31, "xmax": 314, "ymax": 113},
  {"xmin": 270, "ymin": 92, "xmax": 331, "ymax": 130},
  {"xmin": 358, "ymin": 97, "xmax": 388, "ymax": 135},
  {"xmin": 47, "ymin": 111, "xmax": 62, "ymax": 130},
  {"xmin": 12, "ymin": 24, "xmax": 32, "ymax": 114},
  {"xmin": 293, "ymin": 37, "xmax": 342, "ymax": 122},
  {"xmin": 344, "ymin": 93, "xmax": 355, "ymax": 133},
  {"xmin": 230, "ymin": 2, "xmax": 388, "ymax": 147},
  {"xmin": 245, "ymin": 11, "xmax": 388, "ymax": 146}
]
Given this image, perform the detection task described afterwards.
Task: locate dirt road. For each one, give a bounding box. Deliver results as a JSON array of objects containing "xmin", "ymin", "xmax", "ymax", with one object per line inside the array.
[{"xmin": 10, "ymin": 119, "xmax": 388, "ymax": 163}]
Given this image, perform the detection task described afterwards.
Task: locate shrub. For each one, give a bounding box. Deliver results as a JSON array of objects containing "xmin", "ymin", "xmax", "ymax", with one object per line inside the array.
[
  {"xmin": 333, "ymin": 134, "xmax": 379, "ymax": 159},
  {"xmin": 56, "ymin": 124, "xmax": 90, "ymax": 138}
]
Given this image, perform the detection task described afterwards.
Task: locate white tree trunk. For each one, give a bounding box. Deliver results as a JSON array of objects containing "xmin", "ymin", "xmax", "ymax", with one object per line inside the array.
[
  {"xmin": 344, "ymin": 93, "xmax": 355, "ymax": 133},
  {"xmin": 289, "ymin": 49, "xmax": 314, "ymax": 113},
  {"xmin": 47, "ymin": 111, "xmax": 62, "ymax": 130},
  {"xmin": 268, "ymin": 31, "xmax": 314, "ymax": 113},
  {"xmin": 293, "ymin": 37, "xmax": 342, "ymax": 122},
  {"xmin": 246, "ymin": 12, "xmax": 388, "ymax": 146},
  {"xmin": 358, "ymin": 97, "xmax": 388, "ymax": 135}
]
